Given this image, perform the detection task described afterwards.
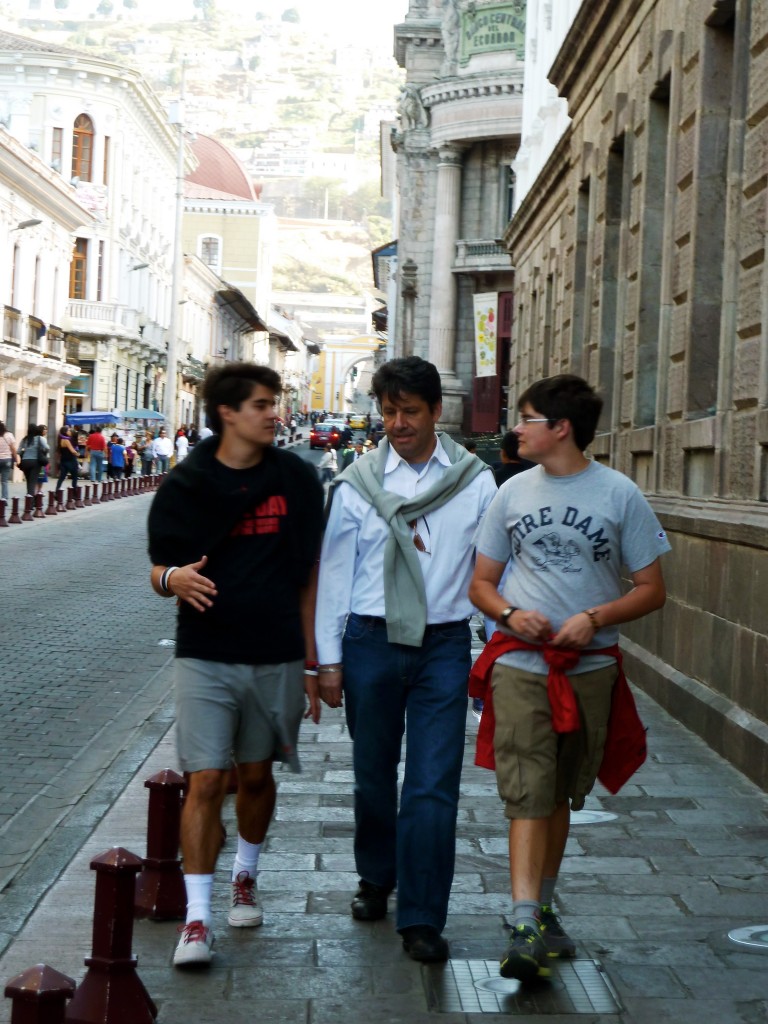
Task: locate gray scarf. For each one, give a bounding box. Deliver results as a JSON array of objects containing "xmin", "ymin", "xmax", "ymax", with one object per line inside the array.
[{"xmin": 331, "ymin": 433, "xmax": 490, "ymax": 646}]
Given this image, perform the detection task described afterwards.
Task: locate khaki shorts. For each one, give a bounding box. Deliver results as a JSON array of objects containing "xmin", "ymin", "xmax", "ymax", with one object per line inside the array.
[
  {"xmin": 491, "ymin": 661, "xmax": 617, "ymax": 819},
  {"xmin": 175, "ymin": 657, "xmax": 305, "ymax": 774}
]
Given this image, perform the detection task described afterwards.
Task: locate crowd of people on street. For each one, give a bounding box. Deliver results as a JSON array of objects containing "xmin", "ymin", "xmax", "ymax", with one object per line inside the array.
[
  {"xmin": 0, "ymin": 422, "xmax": 218, "ymax": 498},
  {"xmin": 146, "ymin": 356, "xmax": 670, "ymax": 984}
]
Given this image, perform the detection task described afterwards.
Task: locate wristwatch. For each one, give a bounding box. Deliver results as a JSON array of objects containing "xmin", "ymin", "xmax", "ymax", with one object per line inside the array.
[{"xmin": 497, "ymin": 606, "xmax": 517, "ymax": 627}]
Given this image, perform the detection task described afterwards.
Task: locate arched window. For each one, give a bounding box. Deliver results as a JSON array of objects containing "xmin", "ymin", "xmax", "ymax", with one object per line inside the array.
[
  {"xmin": 72, "ymin": 114, "xmax": 94, "ymax": 182},
  {"xmin": 200, "ymin": 235, "xmax": 222, "ymax": 275}
]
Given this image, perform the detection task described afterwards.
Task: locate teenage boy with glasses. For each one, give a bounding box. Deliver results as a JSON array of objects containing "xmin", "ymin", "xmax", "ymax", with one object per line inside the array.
[{"xmin": 469, "ymin": 373, "xmax": 669, "ymax": 983}]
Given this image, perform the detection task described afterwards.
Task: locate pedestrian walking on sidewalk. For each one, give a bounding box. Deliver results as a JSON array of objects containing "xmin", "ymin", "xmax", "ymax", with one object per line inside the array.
[
  {"xmin": 55, "ymin": 426, "xmax": 78, "ymax": 493},
  {"xmin": 317, "ymin": 443, "xmax": 337, "ymax": 483},
  {"xmin": 468, "ymin": 373, "xmax": 670, "ymax": 984},
  {"xmin": 148, "ymin": 361, "xmax": 324, "ymax": 969},
  {"xmin": 0, "ymin": 421, "xmax": 19, "ymax": 501},
  {"xmin": 19, "ymin": 424, "xmax": 49, "ymax": 496},
  {"xmin": 86, "ymin": 427, "xmax": 107, "ymax": 482},
  {"xmin": 151, "ymin": 428, "xmax": 174, "ymax": 473},
  {"xmin": 315, "ymin": 356, "xmax": 497, "ymax": 964}
]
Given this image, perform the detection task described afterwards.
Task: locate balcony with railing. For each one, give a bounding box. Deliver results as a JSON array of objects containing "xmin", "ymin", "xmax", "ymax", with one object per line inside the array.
[
  {"xmin": 3, "ymin": 306, "xmax": 21, "ymax": 346},
  {"xmin": 64, "ymin": 300, "xmax": 166, "ymax": 355},
  {"xmin": 453, "ymin": 239, "xmax": 513, "ymax": 273},
  {"xmin": 1, "ymin": 306, "xmax": 79, "ymax": 385}
]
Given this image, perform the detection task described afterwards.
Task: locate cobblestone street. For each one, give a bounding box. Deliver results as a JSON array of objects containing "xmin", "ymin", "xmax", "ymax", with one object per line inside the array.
[{"xmin": 0, "ymin": 492, "xmax": 177, "ymax": 955}]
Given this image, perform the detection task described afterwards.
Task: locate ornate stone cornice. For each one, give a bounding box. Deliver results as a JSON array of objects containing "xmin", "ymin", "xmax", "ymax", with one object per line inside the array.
[
  {"xmin": 421, "ymin": 72, "xmax": 523, "ymax": 109},
  {"xmin": 394, "ymin": 20, "xmax": 442, "ymax": 68},
  {"xmin": 549, "ymin": 0, "xmax": 645, "ymax": 111}
]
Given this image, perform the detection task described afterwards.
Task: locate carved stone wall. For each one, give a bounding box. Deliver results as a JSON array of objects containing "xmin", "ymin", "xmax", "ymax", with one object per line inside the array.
[{"xmin": 504, "ymin": 0, "xmax": 768, "ymax": 789}]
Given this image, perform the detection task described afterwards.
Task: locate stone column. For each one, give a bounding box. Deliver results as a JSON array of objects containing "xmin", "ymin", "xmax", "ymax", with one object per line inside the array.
[{"xmin": 428, "ymin": 144, "xmax": 465, "ymax": 432}]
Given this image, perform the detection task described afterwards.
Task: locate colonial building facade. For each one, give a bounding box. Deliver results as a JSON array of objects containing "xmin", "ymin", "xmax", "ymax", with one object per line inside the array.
[
  {"xmin": 0, "ymin": 128, "xmax": 87, "ymax": 439},
  {"xmin": 0, "ymin": 29, "xmax": 182, "ymax": 421},
  {"xmin": 392, "ymin": 0, "xmax": 525, "ymax": 433},
  {"xmin": 505, "ymin": 0, "xmax": 768, "ymax": 787}
]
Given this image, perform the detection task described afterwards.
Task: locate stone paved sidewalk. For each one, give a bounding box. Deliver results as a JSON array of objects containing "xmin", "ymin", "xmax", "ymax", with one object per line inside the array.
[{"xmin": 1, "ymin": 659, "xmax": 767, "ymax": 1022}]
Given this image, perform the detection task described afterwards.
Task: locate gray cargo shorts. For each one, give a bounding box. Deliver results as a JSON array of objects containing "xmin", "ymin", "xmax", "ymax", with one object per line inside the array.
[{"xmin": 174, "ymin": 657, "xmax": 305, "ymax": 774}]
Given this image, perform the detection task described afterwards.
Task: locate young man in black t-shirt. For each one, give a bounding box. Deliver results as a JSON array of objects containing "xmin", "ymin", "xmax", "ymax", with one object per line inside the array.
[{"xmin": 148, "ymin": 363, "xmax": 323, "ymax": 968}]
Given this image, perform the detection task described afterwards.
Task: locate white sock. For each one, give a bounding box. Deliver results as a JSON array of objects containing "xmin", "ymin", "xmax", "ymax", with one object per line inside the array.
[
  {"xmin": 232, "ymin": 835, "xmax": 262, "ymax": 881},
  {"xmin": 184, "ymin": 873, "xmax": 214, "ymax": 926}
]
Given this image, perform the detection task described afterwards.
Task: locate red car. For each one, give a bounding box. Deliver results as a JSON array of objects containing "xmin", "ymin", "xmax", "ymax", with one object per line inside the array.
[{"xmin": 309, "ymin": 422, "xmax": 341, "ymax": 449}]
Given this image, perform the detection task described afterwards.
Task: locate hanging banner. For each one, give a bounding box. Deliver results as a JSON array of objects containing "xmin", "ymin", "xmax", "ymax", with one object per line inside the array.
[{"xmin": 473, "ymin": 292, "xmax": 498, "ymax": 377}]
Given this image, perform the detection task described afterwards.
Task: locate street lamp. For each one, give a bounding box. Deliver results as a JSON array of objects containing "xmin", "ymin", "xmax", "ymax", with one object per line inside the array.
[{"xmin": 14, "ymin": 218, "xmax": 42, "ymax": 230}]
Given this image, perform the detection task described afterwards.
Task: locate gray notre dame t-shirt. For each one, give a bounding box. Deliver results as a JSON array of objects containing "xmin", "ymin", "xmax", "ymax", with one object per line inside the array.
[{"xmin": 476, "ymin": 460, "xmax": 671, "ymax": 675}]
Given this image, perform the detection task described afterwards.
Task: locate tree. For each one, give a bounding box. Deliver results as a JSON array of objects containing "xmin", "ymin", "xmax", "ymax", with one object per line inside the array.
[
  {"xmin": 193, "ymin": 0, "xmax": 216, "ymax": 21},
  {"xmin": 282, "ymin": 7, "xmax": 300, "ymax": 22},
  {"xmin": 96, "ymin": 0, "xmax": 114, "ymax": 13},
  {"xmin": 54, "ymin": 0, "xmax": 69, "ymax": 7}
]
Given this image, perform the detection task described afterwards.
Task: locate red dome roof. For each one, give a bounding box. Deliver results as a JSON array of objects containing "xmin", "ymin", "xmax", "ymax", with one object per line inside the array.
[{"xmin": 186, "ymin": 134, "xmax": 256, "ymax": 201}]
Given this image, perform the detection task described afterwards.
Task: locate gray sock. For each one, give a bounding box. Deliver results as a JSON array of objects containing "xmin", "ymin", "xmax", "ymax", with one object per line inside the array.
[
  {"xmin": 512, "ymin": 899, "xmax": 541, "ymax": 931},
  {"xmin": 540, "ymin": 877, "xmax": 556, "ymax": 908}
]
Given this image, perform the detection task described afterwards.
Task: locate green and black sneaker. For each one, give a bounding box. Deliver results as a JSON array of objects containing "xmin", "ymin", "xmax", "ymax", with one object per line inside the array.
[
  {"xmin": 499, "ymin": 924, "xmax": 551, "ymax": 983},
  {"xmin": 539, "ymin": 904, "xmax": 576, "ymax": 958}
]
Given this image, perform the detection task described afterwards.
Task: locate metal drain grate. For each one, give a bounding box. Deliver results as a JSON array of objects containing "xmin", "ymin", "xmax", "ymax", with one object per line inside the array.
[{"xmin": 424, "ymin": 959, "xmax": 622, "ymax": 1015}]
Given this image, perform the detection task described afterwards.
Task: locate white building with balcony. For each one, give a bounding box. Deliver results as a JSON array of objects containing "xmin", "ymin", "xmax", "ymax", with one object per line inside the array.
[
  {"xmin": 0, "ymin": 29, "xmax": 190, "ymax": 422},
  {"xmin": 0, "ymin": 127, "xmax": 88, "ymax": 439}
]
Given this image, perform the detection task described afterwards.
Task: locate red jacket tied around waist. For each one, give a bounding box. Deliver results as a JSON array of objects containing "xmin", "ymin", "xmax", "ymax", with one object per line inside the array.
[{"xmin": 469, "ymin": 631, "xmax": 647, "ymax": 794}]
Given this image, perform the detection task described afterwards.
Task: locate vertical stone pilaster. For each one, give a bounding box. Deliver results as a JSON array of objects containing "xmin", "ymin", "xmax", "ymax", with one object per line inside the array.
[
  {"xmin": 428, "ymin": 145, "xmax": 466, "ymax": 430},
  {"xmin": 428, "ymin": 145, "xmax": 463, "ymax": 374}
]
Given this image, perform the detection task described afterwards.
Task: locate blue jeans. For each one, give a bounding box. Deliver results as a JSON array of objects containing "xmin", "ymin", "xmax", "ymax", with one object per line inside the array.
[
  {"xmin": 156, "ymin": 455, "xmax": 170, "ymax": 473},
  {"xmin": 89, "ymin": 451, "xmax": 104, "ymax": 482},
  {"xmin": 0, "ymin": 459, "xmax": 12, "ymax": 501},
  {"xmin": 342, "ymin": 613, "xmax": 471, "ymax": 932}
]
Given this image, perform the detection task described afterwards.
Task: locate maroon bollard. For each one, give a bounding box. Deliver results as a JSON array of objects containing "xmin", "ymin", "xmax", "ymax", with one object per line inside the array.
[
  {"xmin": 45, "ymin": 493, "xmax": 57, "ymax": 517},
  {"xmin": 111, "ymin": 480, "xmax": 122, "ymax": 500},
  {"xmin": 8, "ymin": 497, "xmax": 23, "ymax": 524},
  {"xmin": 55, "ymin": 490, "xmax": 66, "ymax": 513},
  {"xmin": 90, "ymin": 483, "xmax": 100, "ymax": 505},
  {"xmin": 121, "ymin": 479, "xmax": 128, "ymax": 497},
  {"xmin": 5, "ymin": 964, "xmax": 76, "ymax": 1024},
  {"xmin": 83, "ymin": 485, "xmax": 92, "ymax": 507},
  {"xmin": 75, "ymin": 486, "xmax": 84, "ymax": 509},
  {"xmin": 134, "ymin": 770, "xmax": 186, "ymax": 921},
  {"xmin": 34, "ymin": 493, "xmax": 45, "ymax": 519},
  {"xmin": 65, "ymin": 848, "xmax": 156, "ymax": 1024},
  {"xmin": 104, "ymin": 482, "xmax": 113, "ymax": 502},
  {"xmin": 22, "ymin": 494, "xmax": 35, "ymax": 522},
  {"xmin": 66, "ymin": 488, "xmax": 76, "ymax": 511},
  {"xmin": 0, "ymin": 498, "xmax": 7, "ymax": 527}
]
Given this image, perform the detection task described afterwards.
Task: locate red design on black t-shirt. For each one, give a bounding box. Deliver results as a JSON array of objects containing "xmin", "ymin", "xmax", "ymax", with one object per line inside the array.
[{"xmin": 229, "ymin": 494, "xmax": 288, "ymax": 537}]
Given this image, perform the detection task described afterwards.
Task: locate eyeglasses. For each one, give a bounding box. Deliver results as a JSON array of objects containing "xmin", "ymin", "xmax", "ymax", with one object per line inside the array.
[
  {"xmin": 407, "ymin": 515, "xmax": 431, "ymax": 555},
  {"xmin": 516, "ymin": 416, "xmax": 553, "ymax": 426}
]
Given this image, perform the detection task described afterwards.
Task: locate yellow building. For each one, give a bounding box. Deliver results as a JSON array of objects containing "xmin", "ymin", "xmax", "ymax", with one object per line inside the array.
[{"xmin": 182, "ymin": 134, "xmax": 275, "ymax": 356}]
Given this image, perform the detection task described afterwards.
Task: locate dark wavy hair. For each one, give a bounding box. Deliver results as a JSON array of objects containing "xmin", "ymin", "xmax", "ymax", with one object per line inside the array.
[
  {"xmin": 371, "ymin": 356, "xmax": 442, "ymax": 410},
  {"xmin": 203, "ymin": 362, "xmax": 281, "ymax": 435},
  {"xmin": 501, "ymin": 430, "xmax": 521, "ymax": 460},
  {"xmin": 518, "ymin": 374, "xmax": 603, "ymax": 452}
]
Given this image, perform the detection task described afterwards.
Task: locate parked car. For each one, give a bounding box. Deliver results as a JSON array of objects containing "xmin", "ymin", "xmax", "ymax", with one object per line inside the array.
[
  {"xmin": 349, "ymin": 412, "xmax": 367, "ymax": 429},
  {"xmin": 309, "ymin": 422, "xmax": 342, "ymax": 449}
]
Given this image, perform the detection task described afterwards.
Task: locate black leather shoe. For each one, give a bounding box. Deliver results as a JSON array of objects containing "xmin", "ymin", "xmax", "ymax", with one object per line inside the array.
[
  {"xmin": 400, "ymin": 925, "xmax": 449, "ymax": 963},
  {"xmin": 351, "ymin": 880, "xmax": 390, "ymax": 921}
]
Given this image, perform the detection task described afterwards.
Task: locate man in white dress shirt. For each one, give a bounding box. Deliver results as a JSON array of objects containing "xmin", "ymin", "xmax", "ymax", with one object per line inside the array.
[
  {"xmin": 315, "ymin": 356, "xmax": 497, "ymax": 963},
  {"xmin": 151, "ymin": 427, "xmax": 174, "ymax": 473}
]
